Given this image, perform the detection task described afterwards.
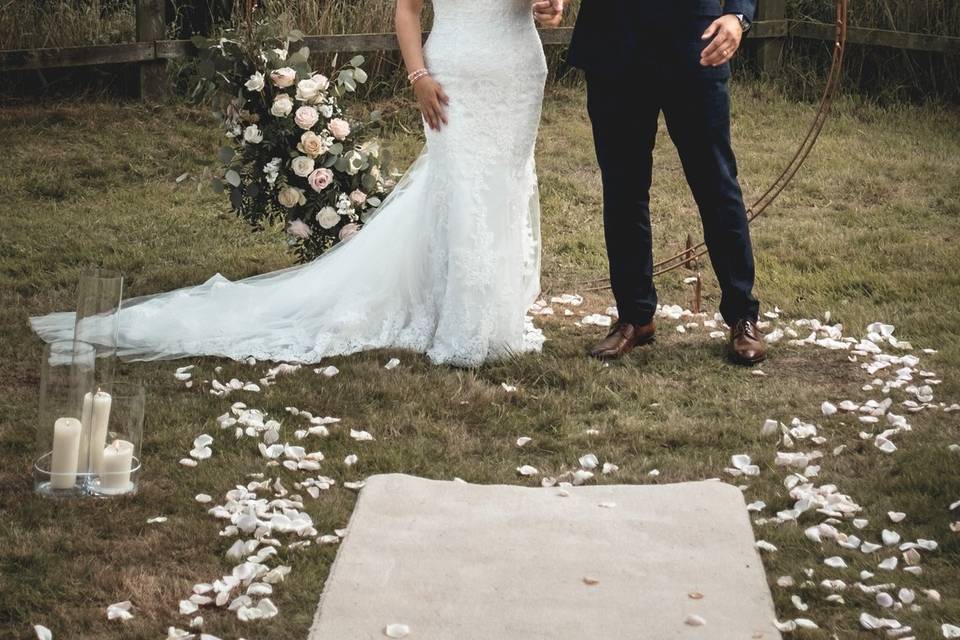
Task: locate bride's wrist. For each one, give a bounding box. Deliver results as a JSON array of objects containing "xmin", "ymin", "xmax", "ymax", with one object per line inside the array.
[{"xmin": 408, "ymin": 68, "xmax": 431, "ymax": 86}]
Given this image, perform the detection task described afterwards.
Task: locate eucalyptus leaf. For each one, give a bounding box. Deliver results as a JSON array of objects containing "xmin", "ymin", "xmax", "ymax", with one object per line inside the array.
[
  {"xmin": 225, "ymin": 169, "xmax": 241, "ymax": 187},
  {"xmin": 218, "ymin": 146, "xmax": 236, "ymax": 164},
  {"xmin": 229, "ymin": 187, "xmax": 244, "ymax": 210},
  {"xmin": 288, "ymin": 29, "xmax": 305, "ymax": 42},
  {"xmin": 190, "ymin": 35, "xmax": 210, "ymax": 49},
  {"xmin": 211, "ymin": 178, "xmax": 224, "ymax": 194},
  {"xmin": 334, "ymin": 157, "xmax": 349, "ymax": 172},
  {"xmin": 350, "ymin": 55, "xmax": 365, "ymax": 67},
  {"xmin": 198, "ymin": 59, "xmax": 216, "ymax": 80},
  {"xmin": 353, "ymin": 68, "xmax": 368, "ymax": 84},
  {"xmin": 328, "ymin": 143, "xmax": 343, "ymax": 155}
]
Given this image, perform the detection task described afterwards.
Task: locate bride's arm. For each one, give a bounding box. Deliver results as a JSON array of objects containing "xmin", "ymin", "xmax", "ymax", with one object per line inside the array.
[{"xmin": 396, "ymin": 0, "xmax": 449, "ymax": 131}]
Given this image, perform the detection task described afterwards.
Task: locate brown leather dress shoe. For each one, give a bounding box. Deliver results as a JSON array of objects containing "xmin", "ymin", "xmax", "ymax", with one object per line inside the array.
[
  {"xmin": 729, "ymin": 318, "xmax": 767, "ymax": 365},
  {"xmin": 589, "ymin": 320, "xmax": 656, "ymax": 360}
]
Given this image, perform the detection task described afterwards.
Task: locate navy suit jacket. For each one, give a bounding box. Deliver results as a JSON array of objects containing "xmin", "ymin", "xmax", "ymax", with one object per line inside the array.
[{"xmin": 568, "ymin": 0, "xmax": 758, "ymax": 75}]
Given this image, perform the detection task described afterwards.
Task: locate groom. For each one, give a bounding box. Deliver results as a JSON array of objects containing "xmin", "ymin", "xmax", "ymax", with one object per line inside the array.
[{"xmin": 536, "ymin": 0, "xmax": 766, "ymax": 365}]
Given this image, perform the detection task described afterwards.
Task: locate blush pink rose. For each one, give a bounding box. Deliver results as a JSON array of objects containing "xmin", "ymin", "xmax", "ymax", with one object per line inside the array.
[
  {"xmin": 294, "ymin": 106, "xmax": 320, "ymax": 130},
  {"xmin": 327, "ymin": 118, "xmax": 351, "ymax": 140},
  {"xmin": 287, "ymin": 219, "xmax": 312, "ymax": 239},
  {"xmin": 270, "ymin": 67, "xmax": 297, "ymax": 88},
  {"xmin": 339, "ymin": 223, "xmax": 360, "ymax": 242},
  {"xmin": 349, "ymin": 189, "xmax": 367, "ymax": 206},
  {"xmin": 307, "ymin": 168, "xmax": 334, "ymax": 192}
]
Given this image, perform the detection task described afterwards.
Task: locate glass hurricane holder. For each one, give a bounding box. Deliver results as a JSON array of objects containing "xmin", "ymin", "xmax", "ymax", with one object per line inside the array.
[
  {"xmin": 85, "ymin": 380, "xmax": 144, "ymax": 497},
  {"xmin": 34, "ymin": 340, "xmax": 96, "ymax": 497},
  {"xmin": 74, "ymin": 268, "xmax": 124, "ymax": 385}
]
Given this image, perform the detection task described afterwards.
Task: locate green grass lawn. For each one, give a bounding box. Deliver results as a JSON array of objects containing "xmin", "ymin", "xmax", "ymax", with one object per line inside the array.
[{"xmin": 1, "ymin": 84, "xmax": 959, "ymax": 639}]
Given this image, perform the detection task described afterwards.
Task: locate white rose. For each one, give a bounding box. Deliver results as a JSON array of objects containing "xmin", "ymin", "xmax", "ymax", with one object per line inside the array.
[
  {"xmin": 318, "ymin": 104, "xmax": 334, "ymax": 119},
  {"xmin": 296, "ymin": 78, "xmax": 322, "ymax": 103},
  {"xmin": 316, "ymin": 206, "xmax": 340, "ymax": 229},
  {"xmin": 294, "ymin": 106, "xmax": 320, "ymax": 130},
  {"xmin": 272, "ymin": 48, "xmax": 288, "ymax": 61},
  {"xmin": 244, "ymin": 71, "xmax": 265, "ymax": 92},
  {"xmin": 270, "ymin": 67, "xmax": 296, "ymax": 88},
  {"xmin": 278, "ymin": 186, "xmax": 306, "ymax": 208},
  {"xmin": 271, "ymin": 93, "xmax": 294, "ymax": 117},
  {"xmin": 291, "ymin": 156, "xmax": 315, "ymax": 178},
  {"xmin": 311, "ymin": 74, "xmax": 330, "ymax": 91},
  {"xmin": 243, "ymin": 124, "xmax": 263, "ymax": 144}
]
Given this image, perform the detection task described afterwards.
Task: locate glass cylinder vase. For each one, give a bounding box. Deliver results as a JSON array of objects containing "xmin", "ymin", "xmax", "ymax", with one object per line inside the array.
[
  {"xmin": 84, "ymin": 380, "xmax": 144, "ymax": 497},
  {"xmin": 74, "ymin": 268, "xmax": 123, "ymax": 385},
  {"xmin": 34, "ymin": 340, "xmax": 97, "ymax": 497}
]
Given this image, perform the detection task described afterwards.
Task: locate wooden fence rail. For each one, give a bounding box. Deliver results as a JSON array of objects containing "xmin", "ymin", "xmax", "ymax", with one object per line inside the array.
[{"xmin": 2, "ymin": 18, "xmax": 959, "ymax": 94}]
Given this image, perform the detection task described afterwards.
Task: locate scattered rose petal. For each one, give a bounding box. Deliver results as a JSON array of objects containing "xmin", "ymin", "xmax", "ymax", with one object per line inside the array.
[
  {"xmin": 106, "ymin": 601, "xmax": 134, "ymax": 621},
  {"xmin": 384, "ymin": 623, "xmax": 410, "ymax": 638}
]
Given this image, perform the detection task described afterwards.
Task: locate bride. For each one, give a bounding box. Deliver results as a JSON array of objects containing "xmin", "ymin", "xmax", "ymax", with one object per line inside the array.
[{"xmin": 31, "ymin": 0, "xmax": 565, "ymax": 368}]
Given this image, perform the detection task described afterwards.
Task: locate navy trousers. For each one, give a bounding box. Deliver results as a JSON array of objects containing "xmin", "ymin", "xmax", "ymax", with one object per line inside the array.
[{"xmin": 585, "ymin": 56, "xmax": 760, "ymax": 326}]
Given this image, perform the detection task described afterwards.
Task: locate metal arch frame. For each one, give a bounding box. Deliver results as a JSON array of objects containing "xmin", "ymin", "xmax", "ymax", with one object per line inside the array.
[{"xmin": 583, "ymin": 0, "xmax": 849, "ymax": 288}]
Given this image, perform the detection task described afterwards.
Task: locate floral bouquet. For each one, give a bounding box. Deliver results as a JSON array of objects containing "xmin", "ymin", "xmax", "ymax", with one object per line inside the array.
[{"xmin": 190, "ymin": 23, "xmax": 392, "ymax": 262}]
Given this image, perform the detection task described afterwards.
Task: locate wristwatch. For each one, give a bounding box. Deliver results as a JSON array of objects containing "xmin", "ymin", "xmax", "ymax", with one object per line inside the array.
[{"xmin": 734, "ymin": 13, "xmax": 752, "ymax": 34}]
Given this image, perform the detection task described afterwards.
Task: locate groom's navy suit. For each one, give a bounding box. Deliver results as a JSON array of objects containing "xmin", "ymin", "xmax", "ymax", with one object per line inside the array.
[{"xmin": 569, "ymin": 0, "xmax": 760, "ymax": 326}]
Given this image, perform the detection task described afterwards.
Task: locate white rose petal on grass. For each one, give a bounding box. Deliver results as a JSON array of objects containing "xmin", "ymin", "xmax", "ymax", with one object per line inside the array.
[
  {"xmin": 318, "ymin": 366, "xmax": 340, "ymax": 378},
  {"xmin": 761, "ymin": 419, "xmax": 780, "ymax": 436},
  {"xmin": 572, "ymin": 470, "xmax": 595, "ymax": 485},
  {"xmin": 179, "ymin": 458, "xmax": 198, "ymax": 467},
  {"xmin": 501, "ymin": 383, "xmax": 518, "ymax": 393},
  {"xmin": 756, "ymin": 540, "xmax": 778, "ymax": 552},
  {"xmin": 384, "ymin": 623, "xmax": 410, "ymax": 638},
  {"xmin": 882, "ymin": 529, "xmax": 901, "ymax": 546},
  {"xmin": 888, "ymin": 511, "xmax": 906, "ymax": 523},
  {"xmin": 824, "ymin": 556, "xmax": 847, "ymax": 568},
  {"xmin": 195, "ymin": 494, "xmax": 212, "ymax": 504},
  {"xmin": 350, "ymin": 429, "xmax": 375, "ymax": 442},
  {"xmin": 685, "ymin": 614, "xmax": 706, "ymax": 627},
  {"xmin": 517, "ymin": 465, "xmax": 539, "ymax": 477},
  {"xmin": 602, "ymin": 462, "xmax": 619, "ymax": 474},
  {"xmin": 147, "ymin": 516, "xmax": 168, "ymax": 524},
  {"xmin": 878, "ymin": 556, "xmax": 898, "ymax": 570},
  {"xmin": 578, "ymin": 453, "xmax": 599, "ymax": 470},
  {"xmin": 34, "ymin": 626, "xmax": 53, "ymax": 640},
  {"xmin": 822, "ymin": 401, "xmax": 838, "ymax": 416},
  {"xmin": 344, "ymin": 454, "xmax": 358, "ymax": 467},
  {"xmin": 943, "ymin": 624, "xmax": 960, "ymax": 638},
  {"xmin": 582, "ymin": 314, "xmax": 613, "ymax": 328},
  {"xmin": 384, "ymin": 358, "xmax": 401, "ymax": 370},
  {"xmin": 106, "ymin": 601, "xmax": 134, "ymax": 621}
]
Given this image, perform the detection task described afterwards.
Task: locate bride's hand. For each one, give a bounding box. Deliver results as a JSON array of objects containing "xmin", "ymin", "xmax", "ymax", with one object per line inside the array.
[{"xmin": 414, "ymin": 76, "xmax": 450, "ymax": 131}]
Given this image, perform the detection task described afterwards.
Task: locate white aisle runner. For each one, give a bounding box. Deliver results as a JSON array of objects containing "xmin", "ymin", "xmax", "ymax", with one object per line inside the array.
[{"xmin": 309, "ymin": 474, "xmax": 781, "ymax": 640}]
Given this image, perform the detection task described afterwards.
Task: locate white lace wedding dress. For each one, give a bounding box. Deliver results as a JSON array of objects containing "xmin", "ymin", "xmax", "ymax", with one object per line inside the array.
[{"xmin": 31, "ymin": 0, "xmax": 549, "ymax": 368}]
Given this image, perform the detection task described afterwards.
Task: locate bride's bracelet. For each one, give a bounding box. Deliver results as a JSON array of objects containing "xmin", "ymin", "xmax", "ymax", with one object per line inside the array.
[{"xmin": 407, "ymin": 68, "xmax": 430, "ymax": 86}]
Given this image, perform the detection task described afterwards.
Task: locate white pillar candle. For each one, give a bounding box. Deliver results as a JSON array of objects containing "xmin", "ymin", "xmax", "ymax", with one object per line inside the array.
[
  {"xmin": 77, "ymin": 392, "xmax": 94, "ymax": 473},
  {"xmin": 88, "ymin": 390, "xmax": 112, "ymax": 473},
  {"xmin": 99, "ymin": 439, "xmax": 134, "ymax": 491},
  {"xmin": 50, "ymin": 417, "xmax": 82, "ymax": 489}
]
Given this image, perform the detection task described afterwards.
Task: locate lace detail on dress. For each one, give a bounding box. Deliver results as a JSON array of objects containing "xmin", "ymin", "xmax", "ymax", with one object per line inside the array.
[{"xmin": 29, "ymin": 0, "xmax": 548, "ymax": 368}]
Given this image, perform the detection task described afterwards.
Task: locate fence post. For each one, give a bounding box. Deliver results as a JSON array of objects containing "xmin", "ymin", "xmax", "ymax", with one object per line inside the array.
[
  {"xmin": 136, "ymin": 0, "xmax": 166, "ymax": 99},
  {"xmin": 756, "ymin": 0, "xmax": 787, "ymax": 76}
]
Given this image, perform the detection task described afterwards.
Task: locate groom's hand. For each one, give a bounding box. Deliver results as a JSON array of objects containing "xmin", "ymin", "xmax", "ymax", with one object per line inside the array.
[
  {"xmin": 533, "ymin": 0, "xmax": 563, "ymax": 28},
  {"xmin": 700, "ymin": 15, "xmax": 744, "ymax": 67}
]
